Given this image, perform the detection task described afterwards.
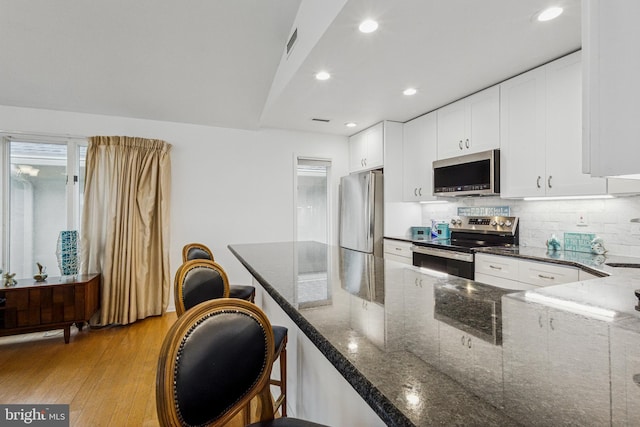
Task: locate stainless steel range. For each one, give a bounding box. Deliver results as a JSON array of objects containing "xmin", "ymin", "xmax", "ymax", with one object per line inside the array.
[{"xmin": 411, "ymin": 215, "xmax": 519, "ymax": 279}]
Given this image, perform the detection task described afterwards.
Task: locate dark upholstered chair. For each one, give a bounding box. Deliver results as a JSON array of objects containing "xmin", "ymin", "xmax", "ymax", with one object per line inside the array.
[
  {"xmin": 174, "ymin": 258, "xmax": 288, "ymax": 417},
  {"xmin": 182, "ymin": 242, "xmax": 256, "ymax": 302},
  {"xmin": 174, "ymin": 259, "xmax": 230, "ymax": 317},
  {"xmin": 156, "ymin": 299, "xmax": 328, "ymax": 427}
]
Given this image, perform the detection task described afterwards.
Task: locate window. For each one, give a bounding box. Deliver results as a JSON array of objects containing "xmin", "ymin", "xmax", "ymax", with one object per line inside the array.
[
  {"xmin": 1, "ymin": 135, "xmax": 87, "ymax": 278},
  {"xmin": 296, "ymin": 158, "xmax": 331, "ymax": 243}
]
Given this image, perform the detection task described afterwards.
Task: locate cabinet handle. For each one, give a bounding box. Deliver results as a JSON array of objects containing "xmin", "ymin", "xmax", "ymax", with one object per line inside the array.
[
  {"xmin": 418, "ymin": 188, "xmax": 422, "ymax": 196},
  {"xmin": 538, "ymin": 315, "xmax": 544, "ymax": 328},
  {"xmin": 461, "ymin": 335, "xmax": 466, "ymax": 346},
  {"xmin": 549, "ymin": 317, "xmax": 555, "ymax": 331},
  {"xmin": 489, "ymin": 265, "xmax": 502, "ymax": 270},
  {"xmin": 632, "ymin": 373, "xmax": 640, "ymax": 387},
  {"xmin": 395, "ymin": 247, "xmax": 402, "ymax": 251},
  {"xmin": 467, "ymin": 337, "xmax": 472, "ymax": 349},
  {"xmin": 414, "ymin": 188, "xmax": 418, "ymax": 196},
  {"xmin": 538, "ymin": 274, "xmax": 555, "ymax": 280},
  {"xmin": 465, "ymin": 138, "xmax": 469, "ymax": 148},
  {"xmin": 548, "ymin": 175, "xmax": 552, "ymax": 188},
  {"xmin": 536, "ymin": 176, "xmax": 542, "ymax": 188},
  {"xmin": 459, "ymin": 140, "xmax": 463, "ymax": 150}
]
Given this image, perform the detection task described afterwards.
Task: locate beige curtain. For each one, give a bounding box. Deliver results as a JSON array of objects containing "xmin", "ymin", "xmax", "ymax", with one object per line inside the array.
[{"xmin": 81, "ymin": 136, "xmax": 172, "ymax": 326}]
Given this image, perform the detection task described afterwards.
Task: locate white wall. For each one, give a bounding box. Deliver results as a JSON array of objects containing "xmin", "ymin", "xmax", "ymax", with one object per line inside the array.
[
  {"xmin": 0, "ymin": 105, "xmax": 349, "ymax": 309},
  {"xmin": 412, "ymin": 196, "xmax": 640, "ymax": 257}
]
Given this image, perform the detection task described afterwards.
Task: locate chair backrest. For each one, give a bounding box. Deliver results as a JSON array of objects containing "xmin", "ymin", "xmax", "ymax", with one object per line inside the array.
[
  {"xmin": 156, "ymin": 299, "xmax": 276, "ymax": 427},
  {"xmin": 182, "ymin": 242, "xmax": 214, "ymax": 263},
  {"xmin": 174, "ymin": 259, "xmax": 230, "ymax": 317}
]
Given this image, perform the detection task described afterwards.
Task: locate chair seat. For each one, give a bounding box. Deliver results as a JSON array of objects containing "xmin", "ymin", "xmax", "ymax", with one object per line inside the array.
[
  {"xmin": 272, "ymin": 325, "xmax": 287, "ymax": 354},
  {"xmin": 229, "ymin": 284, "xmax": 255, "ymax": 301},
  {"xmin": 248, "ymin": 418, "xmax": 329, "ymax": 427}
]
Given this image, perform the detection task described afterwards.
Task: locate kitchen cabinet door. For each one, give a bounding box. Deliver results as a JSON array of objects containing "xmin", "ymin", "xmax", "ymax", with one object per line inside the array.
[
  {"xmin": 403, "ymin": 112, "xmax": 437, "ymax": 201},
  {"xmin": 518, "ymin": 259, "xmax": 579, "ymax": 287},
  {"xmin": 583, "ymin": 0, "xmax": 640, "ymax": 178},
  {"xmin": 499, "ymin": 66, "xmax": 547, "ymax": 198},
  {"xmin": 466, "ymin": 85, "xmax": 500, "ymax": 154},
  {"xmin": 546, "ymin": 52, "xmax": 607, "ymax": 196},
  {"xmin": 349, "ymin": 122, "xmax": 384, "ymax": 172},
  {"xmin": 349, "ymin": 131, "xmax": 367, "ymax": 172},
  {"xmin": 437, "ymin": 86, "xmax": 500, "ymax": 160}
]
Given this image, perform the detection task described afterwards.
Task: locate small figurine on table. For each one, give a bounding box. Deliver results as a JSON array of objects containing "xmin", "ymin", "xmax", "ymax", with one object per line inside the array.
[
  {"xmin": 3, "ymin": 272, "xmax": 17, "ymax": 287},
  {"xmin": 34, "ymin": 262, "xmax": 48, "ymax": 282}
]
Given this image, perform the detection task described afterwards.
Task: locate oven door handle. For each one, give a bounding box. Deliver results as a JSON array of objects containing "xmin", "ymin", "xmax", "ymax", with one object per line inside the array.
[{"xmin": 411, "ymin": 246, "xmax": 474, "ymax": 263}]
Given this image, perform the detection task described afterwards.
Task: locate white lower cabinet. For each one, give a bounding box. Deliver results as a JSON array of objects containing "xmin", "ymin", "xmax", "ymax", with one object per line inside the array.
[
  {"xmin": 502, "ymin": 296, "xmax": 611, "ymax": 425},
  {"xmin": 517, "ymin": 259, "xmax": 579, "ymax": 287},
  {"xmin": 475, "ymin": 253, "xmax": 581, "ymax": 289},
  {"xmin": 383, "ymin": 239, "xmax": 413, "ymax": 265}
]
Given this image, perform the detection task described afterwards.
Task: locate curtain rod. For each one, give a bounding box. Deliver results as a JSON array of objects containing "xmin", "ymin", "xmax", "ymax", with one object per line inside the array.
[{"xmin": 0, "ymin": 129, "xmax": 88, "ymax": 140}]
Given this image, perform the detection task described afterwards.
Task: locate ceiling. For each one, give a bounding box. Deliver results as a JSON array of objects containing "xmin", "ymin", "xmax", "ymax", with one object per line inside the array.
[{"xmin": 0, "ymin": 0, "xmax": 581, "ymax": 136}]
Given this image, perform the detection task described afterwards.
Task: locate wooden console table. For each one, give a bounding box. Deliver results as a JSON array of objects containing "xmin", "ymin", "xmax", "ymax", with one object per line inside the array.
[{"xmin": 0, "ymin": 274, "xmax": 100, "ymax": 343}]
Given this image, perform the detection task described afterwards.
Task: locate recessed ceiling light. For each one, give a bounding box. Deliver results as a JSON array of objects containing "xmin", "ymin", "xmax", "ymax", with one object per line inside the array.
[
  {"xmin": 537, "ymin": 6, "xmax": 563, "ymax": 22},
  {"xmin": 403, "ymin": 88, "xmax": 417, "ymax": 96},
  {"xmin": 315, "ymin": 71, "xmax": 331, "ymax": 81},
  {"xmin": 345, "ymin": 122, "xmax": 357, "ymax": 128},
  {"xmin": 359, "ymin": 19, "xmax": 379, "ymax": 33}
]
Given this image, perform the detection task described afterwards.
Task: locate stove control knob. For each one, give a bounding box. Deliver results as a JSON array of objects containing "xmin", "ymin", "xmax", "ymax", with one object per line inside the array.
[
  {"xmin": 499, "ymin": 221, "xmax": 505, "ymax": 227},
  {"xmin": 490, "ymin": 220, "xmax": 497, "ymax": 227},
  {"xmin": 505, "ymin": 220, "xmax": 512, "ymax": 227}
]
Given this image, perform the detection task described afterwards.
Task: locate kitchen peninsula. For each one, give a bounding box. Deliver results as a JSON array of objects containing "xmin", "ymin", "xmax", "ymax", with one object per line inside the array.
[{"xmin": 230, "ymin": 241, "xmax": 640, "ymax": 426}]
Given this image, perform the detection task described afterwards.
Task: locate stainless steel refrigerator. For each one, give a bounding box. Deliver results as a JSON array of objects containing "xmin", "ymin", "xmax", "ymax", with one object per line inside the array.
[{"xmin": 339, "ymin": 170, "xmax": 383, "ymax": 256}]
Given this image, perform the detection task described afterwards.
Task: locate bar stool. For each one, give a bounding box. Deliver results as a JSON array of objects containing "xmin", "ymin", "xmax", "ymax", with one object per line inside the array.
[
  {"xmin": 156, "ymin": 299, "xmax": 327, "ymax": 426},
  {"xmin": 173, "ymin": 258, "xmax": 288, "ymax": 416},
  {"xmin": 182, "ymin": 242, "xmax": 256, "ymax": 302}
]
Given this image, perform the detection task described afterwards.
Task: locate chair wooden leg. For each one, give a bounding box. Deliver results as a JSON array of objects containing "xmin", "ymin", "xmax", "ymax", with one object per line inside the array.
[{"xmin": 270, "ymin": 336, "xmax": 287, "ymax": 417}]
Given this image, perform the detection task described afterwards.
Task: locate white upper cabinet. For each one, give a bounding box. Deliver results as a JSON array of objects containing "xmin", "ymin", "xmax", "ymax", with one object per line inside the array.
[
  {"xmin": 403, "ymin": 112, "xmax": 437, "ymax": 201},
  {"xmin": 500, "ymin": 52, "xmax": 606, "ymax": 198},
  {"xmin": 546, "ymin": 53, "xmax": 606, "ymax": 196},
  {"xmin": 349, "ymin": 122, "xmax": 384, "ymax": 173},
  {"xmin": 437, "ymin": 86, "xmax": 500, "ymax": 160},
  {"xmin": 583, "ymin": 0, "xmax": 640, "ymax": 178},
  {"xmin": 499, "ymin": 66, "xmax": 547, "ymax": 198}
]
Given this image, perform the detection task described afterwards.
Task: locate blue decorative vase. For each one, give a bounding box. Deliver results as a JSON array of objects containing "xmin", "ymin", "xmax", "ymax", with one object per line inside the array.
[{"xmin": 56, "ymin": 230, "xmax": 79, "ymax": 276}]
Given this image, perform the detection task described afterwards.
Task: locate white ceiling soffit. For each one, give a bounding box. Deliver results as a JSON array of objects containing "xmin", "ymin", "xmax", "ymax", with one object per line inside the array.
[
  {"xmin": 0, "ymin": 0, "xmax": 580, "ymax": 136},
  {"xmin": 260, "ymin": 0, "xmax": 581, "ymax": 135}
]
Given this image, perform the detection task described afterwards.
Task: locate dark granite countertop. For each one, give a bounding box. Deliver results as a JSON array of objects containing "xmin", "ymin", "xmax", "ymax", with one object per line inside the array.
[{"xmin": 229, "ymin": 241, "xmax": 520, "ymax": 427}]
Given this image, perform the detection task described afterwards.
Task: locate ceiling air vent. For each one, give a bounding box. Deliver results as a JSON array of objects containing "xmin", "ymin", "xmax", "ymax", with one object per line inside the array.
[
  {"xmin": 312, "ymin": 118, "xmax": 330, "ymax": 123},
  {"xmin": 286, "ymin": 28, "xmax": 298, "ymax": 56}
]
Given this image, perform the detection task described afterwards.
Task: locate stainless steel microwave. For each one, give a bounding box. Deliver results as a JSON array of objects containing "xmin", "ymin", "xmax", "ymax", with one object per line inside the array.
[{"xmin": 433, "ymin": 149, "xmax": 500, "ymax": 196}]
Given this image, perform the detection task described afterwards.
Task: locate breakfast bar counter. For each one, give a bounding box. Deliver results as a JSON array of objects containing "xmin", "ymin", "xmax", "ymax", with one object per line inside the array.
[
  {"xmin": 230, "ymin": 241, "xmax": 640, "ymax": 426},
  {"xmin": 229, "ymin": 241, "xmax": 518, "ymax": 426}
]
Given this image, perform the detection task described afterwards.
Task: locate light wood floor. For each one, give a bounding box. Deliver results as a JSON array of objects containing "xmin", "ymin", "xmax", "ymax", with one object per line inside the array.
[{"xmin": 0, "ymin": 312, "xmax": 177, "ymax": 426}]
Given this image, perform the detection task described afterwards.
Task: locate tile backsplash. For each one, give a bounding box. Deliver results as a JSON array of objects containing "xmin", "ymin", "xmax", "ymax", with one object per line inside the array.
[{"xmin": 419, "ymin": 195, "xmax": 640, "ymax": 257}]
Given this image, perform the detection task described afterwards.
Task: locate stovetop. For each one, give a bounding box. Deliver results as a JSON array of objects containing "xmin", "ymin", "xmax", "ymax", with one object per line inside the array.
[{"xmin": 413, "ymin": 215, "xmax": 520, "ymax": 253}]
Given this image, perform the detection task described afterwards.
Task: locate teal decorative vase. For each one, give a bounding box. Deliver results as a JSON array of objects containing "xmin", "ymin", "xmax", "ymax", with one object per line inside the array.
[{"xmin": 56, "ymin": 230, "xmax": 79, "ymax": 276}]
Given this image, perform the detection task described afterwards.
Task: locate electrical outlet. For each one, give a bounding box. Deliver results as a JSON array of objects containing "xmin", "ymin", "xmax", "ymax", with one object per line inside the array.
[{"xmin": 577, "ymin": 212, "xmax": 588, "ymax": 226}]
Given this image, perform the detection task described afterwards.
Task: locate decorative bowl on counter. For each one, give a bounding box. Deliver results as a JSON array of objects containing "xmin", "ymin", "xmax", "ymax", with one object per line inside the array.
[{"xmin": 33, "ymin": 274, "xmax": 48, "ymax": 282}]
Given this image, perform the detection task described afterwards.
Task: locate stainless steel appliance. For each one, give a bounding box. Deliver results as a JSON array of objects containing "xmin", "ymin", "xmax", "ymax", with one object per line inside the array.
[
  {"xmin": 433, "ymin": 149, "xmax": 500, "ymax": 196},
  {"xmin": 411, "ymin": 215, "xmax": 519, "ymax": 279},
  {"xmin": 434, "ymin": 279, "xmax": 513, "ymax": 345},
  {"xmin": 339, "ymin": 170, "xmax": 383, "ymax": 256}
]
